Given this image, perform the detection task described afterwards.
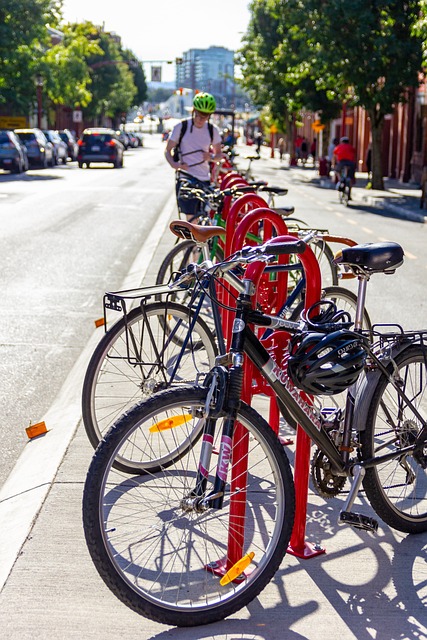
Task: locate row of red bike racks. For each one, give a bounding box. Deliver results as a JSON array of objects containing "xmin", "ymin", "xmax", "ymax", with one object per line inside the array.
[{"xmin": 214, "ymin": 185, "xmax": 326, "ymax": 577}]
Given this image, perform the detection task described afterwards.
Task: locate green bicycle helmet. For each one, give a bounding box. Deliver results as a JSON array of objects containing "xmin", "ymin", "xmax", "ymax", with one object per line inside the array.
[{"xmin": 193, "ymin": 92, "xmax": 216, "ymax": 114}]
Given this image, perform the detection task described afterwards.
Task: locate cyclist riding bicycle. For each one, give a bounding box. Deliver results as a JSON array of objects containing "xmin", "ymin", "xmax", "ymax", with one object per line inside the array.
[
  {"xmin": 333, "ymin": 136, "xmax": 357, "ymax": 190},
  {"xmin": 165, "ymin": 92, "xmax": 224, "ymax": 218}
]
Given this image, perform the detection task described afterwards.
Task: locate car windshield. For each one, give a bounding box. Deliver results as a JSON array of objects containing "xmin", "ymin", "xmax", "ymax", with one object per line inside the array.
[
  {"xmin": 0, "ymin": 132, "xmax": 11, "ymax": 145},
  {"xmin": 83, "ymin": 134, "xmax": 113, "ymax": 144},
  {"xmin": 16, "ymin": 132, "xmax": 35, "ymax": 141}
]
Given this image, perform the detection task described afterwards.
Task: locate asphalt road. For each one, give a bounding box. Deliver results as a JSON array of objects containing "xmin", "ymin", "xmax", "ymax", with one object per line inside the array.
[{"xmin": 0, "ymin": 135, "xmax": 174, "ymax": 486}]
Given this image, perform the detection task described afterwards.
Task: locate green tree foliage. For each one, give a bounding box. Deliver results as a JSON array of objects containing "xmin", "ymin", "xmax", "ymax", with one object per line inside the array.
[
  {"xmin": 123, "ymin": 48, "xmax": 147, "ymax": 106},
  {"xmin": 0, "ymin": 0, "xmax": 62, "ymax": 112},
  {"xmin": 240, "ymin": 0, "xmax": 426, "ymax": 188},
  {"xmin": 43, "ymin": 23, "xmax": 102, "ymax": 108},
  {"xmin": 75, "ymin": 24, "xmax": 144, "ymax": 124}
]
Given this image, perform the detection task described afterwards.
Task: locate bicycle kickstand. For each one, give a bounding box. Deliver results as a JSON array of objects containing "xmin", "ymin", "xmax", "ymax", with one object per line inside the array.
[{"xmin": 338, "ymin": 464, "xmax": 378, "ymax": 532}]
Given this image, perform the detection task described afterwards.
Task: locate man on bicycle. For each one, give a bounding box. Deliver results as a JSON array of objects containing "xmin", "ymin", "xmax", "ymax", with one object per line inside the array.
[
  {"xmin": 333, "ymin": 136, "xmax": 357, "ymax": 187},
  {"xmin": 165, "ymin": 92, "xmax": 223, "ymax": 218}
]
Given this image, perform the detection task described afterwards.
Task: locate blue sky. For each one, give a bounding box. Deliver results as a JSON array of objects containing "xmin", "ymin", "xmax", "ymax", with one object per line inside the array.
[{"xmin": 61, "ymin": 0, "xmax": 252, "ymax": 81}]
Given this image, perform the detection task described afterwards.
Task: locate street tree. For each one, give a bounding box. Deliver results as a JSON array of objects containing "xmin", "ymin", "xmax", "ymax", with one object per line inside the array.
[
  {"xmin": 122, "ymin": 48, "xmax": 147, "ymax": 106},
  {"xmin": 304, "ymin": 0, "xmax": 425, "ymax": 188},
  {"xmin": 42, "ymin": 23, "xmax": 103, "ymax": 111},
  {"xmin": 240, "ymin": 0, "xmax": 426, "ymax": 189},
  {"xmin": 0, "ymin": 0, "xmax": 62, "ymax": 114},
  {"xmin": 238, "ymin": 0, "xmax": 340, "ymax": 150}
]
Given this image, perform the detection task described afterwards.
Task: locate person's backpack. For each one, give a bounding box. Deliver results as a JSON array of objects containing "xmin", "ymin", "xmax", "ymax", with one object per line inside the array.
[{"xmin": 172, "ymin": 119, "xmax": 214, "ymax": 162}]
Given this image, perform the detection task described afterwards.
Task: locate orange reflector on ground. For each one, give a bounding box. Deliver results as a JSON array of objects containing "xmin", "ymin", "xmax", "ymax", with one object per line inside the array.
[
  {"xmin": 94, "ymin": 318, "xmax": 105, "ymax": 328},
  {"xmin": 26, "ymin": 421, "xmax": 48, "ymax": 439},
  {"xmin": 149, "ymin": 414, "xmax": 192, "ymax": 433},
  {"xmin": 220, "ymin": 552, "xmax": 255, "ymax": 586}
]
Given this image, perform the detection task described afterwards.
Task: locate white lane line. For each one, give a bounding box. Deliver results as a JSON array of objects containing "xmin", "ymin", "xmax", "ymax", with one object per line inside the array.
[
  {"xmin": 362, "ymin": 227, "xmax": 373, "ymax": 234},
  {"xmin": 0, "ymin": 191, "xmax": 176, "ymax": 592}
]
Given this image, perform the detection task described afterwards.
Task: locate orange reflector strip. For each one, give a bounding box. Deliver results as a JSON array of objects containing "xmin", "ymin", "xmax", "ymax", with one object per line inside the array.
[
  {"xmin": 149, "ymin": 413, "xmax": 192, "ymax": 433},
  {"xmin": 94, "ymin": 318, "xmax": 105, "ymax": 328},
  {"xmin": 26, "ymin": 421, "xmax": 48, "ymax": 439},
  {"xmin": 220, "ymin": 552, "xmax": 255, "ymax": 586}
]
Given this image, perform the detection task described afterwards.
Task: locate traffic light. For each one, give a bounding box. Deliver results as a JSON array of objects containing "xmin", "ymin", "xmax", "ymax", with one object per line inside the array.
[{"xmin": 175, "ymin": 57, "xmax": 183, "ymax": 65}]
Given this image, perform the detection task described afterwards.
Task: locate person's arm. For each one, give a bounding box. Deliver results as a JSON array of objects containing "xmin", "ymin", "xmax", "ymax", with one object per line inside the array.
[
  {"xmin": 202, "ymin": 141, "xmax": 225, "ymax": 163},
  {"xmin": 164, "ymin": 138, "xmax": 189, "ymax": 171}
]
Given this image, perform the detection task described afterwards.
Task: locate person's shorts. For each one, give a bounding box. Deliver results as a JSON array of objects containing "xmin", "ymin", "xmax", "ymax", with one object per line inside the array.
[
  {"xmin": 176, "ymin": 173, "xmax": 210, "ymax": 217},
  {"xmin": 336, "ymin": 160, "xmax": 356, "ymax": 180}
]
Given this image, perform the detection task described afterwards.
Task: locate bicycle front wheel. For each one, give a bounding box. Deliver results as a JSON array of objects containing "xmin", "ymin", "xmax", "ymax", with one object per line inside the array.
[
  {"xmin": 83, "ymin": 386, "xmax": 295, "ymax": 627},
  {"xmin": 360, "ymin": 344, "xmax": 427, "ymax": 533},
  {"xmin": 82, "ymin": 302, "xmax": 217, "ymax": 463}
]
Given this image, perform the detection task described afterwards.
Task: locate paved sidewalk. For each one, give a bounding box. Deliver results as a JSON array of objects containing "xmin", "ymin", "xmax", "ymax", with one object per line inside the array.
[{"xmin": 0, "ymin": 172, "xmax": 426, "ymax": 640}]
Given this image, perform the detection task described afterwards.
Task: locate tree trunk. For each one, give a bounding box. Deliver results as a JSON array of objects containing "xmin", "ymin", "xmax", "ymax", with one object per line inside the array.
[{"xmin": 368, "ymin": 108, "xmax": 384, "ymax": 190}]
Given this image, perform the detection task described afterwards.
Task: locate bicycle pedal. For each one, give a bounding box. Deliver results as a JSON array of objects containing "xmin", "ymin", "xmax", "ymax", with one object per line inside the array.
[{"xmin": 339, "ymin": 511, "xmax": 378, "ymax": 533}]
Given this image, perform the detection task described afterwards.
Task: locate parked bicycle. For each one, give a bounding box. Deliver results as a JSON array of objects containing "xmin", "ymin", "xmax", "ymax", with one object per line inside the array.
[
  {"xmin": 82, "ymin": 221, "xmax": 372, "ymax": 458},
  {"xmin": 83, "ymin": 237, "xmax": 426, "ymax": 627}
]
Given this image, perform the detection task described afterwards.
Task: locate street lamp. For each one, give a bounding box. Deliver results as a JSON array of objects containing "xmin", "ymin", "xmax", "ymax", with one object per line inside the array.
[{"xmin": 35, "ymin": 75, "xmax": 44, "ymax": 129}]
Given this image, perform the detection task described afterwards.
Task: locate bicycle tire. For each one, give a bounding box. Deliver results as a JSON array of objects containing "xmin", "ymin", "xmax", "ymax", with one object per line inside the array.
[
  {"xmin": 360, "ymin": 344, "xmax": 427, "ymax": 533},
  {"xmin": 82, "ymin": 302, "xmax": 217, "ymax": 467},
  {"xmin": 82, "ymin": 385, "xmax": 295, "ymax": 626}
]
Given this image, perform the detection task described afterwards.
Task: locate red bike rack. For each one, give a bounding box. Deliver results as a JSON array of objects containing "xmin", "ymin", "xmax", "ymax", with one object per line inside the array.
[{"xmin": 218, "ymin": 233, "xmax": 324, "ymax": 578}]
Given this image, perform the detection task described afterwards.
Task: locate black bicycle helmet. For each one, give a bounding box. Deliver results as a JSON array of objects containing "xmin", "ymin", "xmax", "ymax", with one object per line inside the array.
[{"xmin": 287, "ymin": 328, "xmax": 367, "ymax": 395}]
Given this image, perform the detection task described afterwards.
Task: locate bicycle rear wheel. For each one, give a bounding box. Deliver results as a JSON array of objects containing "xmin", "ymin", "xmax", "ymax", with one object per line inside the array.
[
  {"xmin": 82, "ymin": 302, "xmax": 217, "ymax": 465},
  {"xmin": 360, "ymin": 344, "xmax": 427, "ymax": 533},
  {"xmin": 83, "ymin": 386, "xmax": 295, "ymax": 627}
]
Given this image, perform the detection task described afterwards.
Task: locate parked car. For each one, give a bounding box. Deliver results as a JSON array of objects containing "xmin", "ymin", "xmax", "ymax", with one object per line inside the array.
[
  {"xmin": 124, "ymin": 131, "xmax": 139, "ymax": 148},
  {"xmin": 116, "ymin": 130, "xmax": 131, "ymax": 150},
  {"xmin": 77, "ymin": 128, "xmax": 124, "ymax": 168},
  {"xmin": 14, "ymin": 128, "xmax": 55, "ymax": 168},
  {"xmin": 0, "ymin": 129, "xmax": 29, "ymax": 173},
  {"xmin": 58, "ymin": 129, "xmax": 78, "ymax": 161},
  {"xmin": 43, "ymin": 130, "xmax": 68, "ymax": 164},
  {"xmin": 133, "ymin": 131, "xmax": 144, "ymax": 147}
]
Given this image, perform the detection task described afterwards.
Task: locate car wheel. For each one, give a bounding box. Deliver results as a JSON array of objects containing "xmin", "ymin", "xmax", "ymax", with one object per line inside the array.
[
  {"xmin": 11, "ymin": 160, "xmax": 22, "ymax": 174},
  {"xmin": 86, "ymin": 163, "xmax": 90, "ymax": 168},
  {"xmin": 42, "ymin": 154, "xmax": 48, "ymax": 168},
  {"xmin": 78, "ymin": 161, "xmax": 83, "ymax": 168}
]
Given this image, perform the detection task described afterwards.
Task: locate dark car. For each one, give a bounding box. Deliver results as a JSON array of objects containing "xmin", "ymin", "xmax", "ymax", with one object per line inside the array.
[
  {"xmin": 14, "ymin": 128, "xmax": 55, "ymax": 168},
  {"xmin": 77, "ymin": 128, "xmax": 124, "ymax": 168},
  {"xmin": 0, "ymin": 129, "xmax": 29, "ymax": 173},
  {"xmin": 43, "ymin": 130, "xmax": 68, "ymax": 164},
  {"xmin": 59, "ymin": 129, "xmax": 78, "ymax": 161}
]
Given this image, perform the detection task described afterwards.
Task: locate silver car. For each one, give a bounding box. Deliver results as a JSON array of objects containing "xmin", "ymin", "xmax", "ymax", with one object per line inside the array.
[
  {"xmin": 0, "ymin": 129, "xmax": 29, "ymax": 173},
  {"xmin": 15, "ymin": 128, "xmax": 55, "ymax": 168}
]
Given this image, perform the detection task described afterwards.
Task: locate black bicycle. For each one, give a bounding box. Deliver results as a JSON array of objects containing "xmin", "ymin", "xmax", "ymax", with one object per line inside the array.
[{"xmin": 83, "ymin": 238, "xmax": 427, "ymax": 627}]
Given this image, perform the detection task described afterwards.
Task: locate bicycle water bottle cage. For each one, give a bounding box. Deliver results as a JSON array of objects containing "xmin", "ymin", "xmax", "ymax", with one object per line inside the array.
[{"xmin": 203, "ymin": 366, "xmax": 228, "ymax": 418}]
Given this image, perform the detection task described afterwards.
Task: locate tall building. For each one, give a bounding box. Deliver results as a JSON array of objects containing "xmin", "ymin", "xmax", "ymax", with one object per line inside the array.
[{"xmin": 176, "ymin": 46, "xmax": 235, "ymax": 109}]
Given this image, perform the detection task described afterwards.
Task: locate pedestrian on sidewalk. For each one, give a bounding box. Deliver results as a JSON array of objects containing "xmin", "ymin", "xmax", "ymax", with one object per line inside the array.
[
  {"xmin": 278, "ymin": 137, "xmax": 286, "ymax": 162},
  {"xmin": 255, "ymin": 131, "xmax": 264, "ymax": 155},
  {"xmin": 165, "ymin": 92, "xmax": 223, "ymax": 218},
  {"xmin": 366, "ymin": 144, "xmax": 372, "ymax": 187}
]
